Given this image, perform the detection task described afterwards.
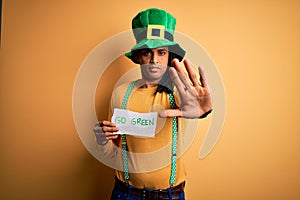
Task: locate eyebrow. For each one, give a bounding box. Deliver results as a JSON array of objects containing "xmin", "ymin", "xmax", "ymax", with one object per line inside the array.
[
  {"xmin": 139, "ymin": 47, "xmax": 168, "ymax": 53},
  {"xmin": 157, "ymin": 47, "xmax": 168, "ymax": 51}
]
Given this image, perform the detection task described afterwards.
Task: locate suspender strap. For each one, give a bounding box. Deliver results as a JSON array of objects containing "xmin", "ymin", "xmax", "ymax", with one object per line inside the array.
[
  {"xmin": 168, "ymin": 93, "xmax": 178, "ymax": 186},
  {"xmin": 120, "ymin": 81, "xmax": 136, "ymax": 182}
]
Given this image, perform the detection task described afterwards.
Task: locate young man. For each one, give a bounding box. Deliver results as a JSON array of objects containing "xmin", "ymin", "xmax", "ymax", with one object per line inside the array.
[{"xmin": 93, "ymin": 8, "xmax": 212, "ymax": 200}]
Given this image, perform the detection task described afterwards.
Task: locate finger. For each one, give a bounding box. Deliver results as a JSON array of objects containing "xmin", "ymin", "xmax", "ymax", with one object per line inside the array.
[
  {"xmin": 105, "ymin": 131, "xmax": 119, "ymax": 138},
  {"xmin": 102, "ymin": 126, "xmax": 119, "ymax": 132},
  {"xmin": 171, "ymin": 58, "xmax": 181, "ymax": 70},
  {"xmin": 106, "ymin": 135, "xmax": 119, "ymax": 140},
  {"xmin": 198, "ymin": 65, "xmax": 208, "ymax": 88},
  {"xmin": 184, "ymin": 59, "xmax": 199, "ymax": 87},
  {"xmin": 172, "ymin": 59, "xmax": 192, "ymax": 90},
  {"xmin": 159, "ymin": 109, "xmax": 182, "ymax": 118},
  {"xmin": 169, "ymin": 67, "xmax": 186, "ymax": 94},
  {"xmin": 99, "ymin": 121, "xmax": 117, "ymax": 127}
]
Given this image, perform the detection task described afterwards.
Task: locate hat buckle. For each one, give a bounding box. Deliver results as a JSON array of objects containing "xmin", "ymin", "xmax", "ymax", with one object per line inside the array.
[{"xmin": 147, "ymin": 25, "xmax": 165, "ymax": 40}]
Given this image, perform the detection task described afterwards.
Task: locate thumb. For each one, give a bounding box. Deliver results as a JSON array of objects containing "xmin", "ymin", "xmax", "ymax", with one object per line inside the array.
[{"xmin": 159, "ymin": 109, "xmax": 182, "ymax": 118}]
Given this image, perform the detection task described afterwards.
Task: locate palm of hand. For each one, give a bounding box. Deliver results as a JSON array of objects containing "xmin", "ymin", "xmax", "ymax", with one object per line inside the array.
[{"xmin": 160, "ymin": 59, "xmax": 213, "ymax": 119}]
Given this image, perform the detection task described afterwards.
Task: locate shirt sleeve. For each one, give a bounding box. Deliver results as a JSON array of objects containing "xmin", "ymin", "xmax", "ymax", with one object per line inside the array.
[{"xmin": 94, "ymin": 83, "xmax": 130, "ymax": 160}]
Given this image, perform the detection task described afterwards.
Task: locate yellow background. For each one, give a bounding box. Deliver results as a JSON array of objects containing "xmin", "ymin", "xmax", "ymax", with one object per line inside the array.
[{"xmin": 1, "ymin": 0, "xmax": 300, "ymax": 199}]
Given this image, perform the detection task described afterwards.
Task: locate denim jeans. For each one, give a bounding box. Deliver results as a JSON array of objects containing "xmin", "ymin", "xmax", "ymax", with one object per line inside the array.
[{"xmin": 110, "ymin": 186, "xmax": 185, "ymax": 200}]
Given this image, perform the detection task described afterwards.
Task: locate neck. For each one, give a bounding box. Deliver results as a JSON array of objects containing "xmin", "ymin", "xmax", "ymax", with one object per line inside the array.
[{"xmin": 136, "ymin": 79, "xmax": 159, "ymax": 88}]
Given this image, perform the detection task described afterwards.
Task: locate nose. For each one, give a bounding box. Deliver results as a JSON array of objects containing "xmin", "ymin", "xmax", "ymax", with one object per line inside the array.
[{"xmin": 150, "ymin": 52, "xmax": 159, "ymax": 64}]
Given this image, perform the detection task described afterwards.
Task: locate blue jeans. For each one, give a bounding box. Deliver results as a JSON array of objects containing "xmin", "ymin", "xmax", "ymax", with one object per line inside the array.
[{"xmin": 110, "ymin": 186, "xmax": 185, "ymax": 200}]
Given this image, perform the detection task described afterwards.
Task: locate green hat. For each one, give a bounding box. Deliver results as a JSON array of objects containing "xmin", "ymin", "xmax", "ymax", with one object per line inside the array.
[{"xmin": 125, "ymin": 8, "xmax": 186, "ymax": 63}]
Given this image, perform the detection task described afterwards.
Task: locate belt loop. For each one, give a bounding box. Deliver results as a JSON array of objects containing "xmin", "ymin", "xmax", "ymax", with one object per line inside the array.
[{"xmin": 167, "ymin": 188, "xmax": 173, "ymax": 200}]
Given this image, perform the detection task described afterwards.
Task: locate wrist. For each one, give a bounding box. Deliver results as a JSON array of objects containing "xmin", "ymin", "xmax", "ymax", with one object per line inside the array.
[
  {"xmin": 96, "ymin": 134, "xmax": 109, "ymax": 146},
  {"xmin": 199, "ymin": 109, "xmax": 213, "ymax": 119}
]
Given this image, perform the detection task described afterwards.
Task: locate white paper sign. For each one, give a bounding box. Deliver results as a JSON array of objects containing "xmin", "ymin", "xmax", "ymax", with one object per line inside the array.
[{"xmin": 111, "ymin": 108, "xmax": 157, "ymax": 137}]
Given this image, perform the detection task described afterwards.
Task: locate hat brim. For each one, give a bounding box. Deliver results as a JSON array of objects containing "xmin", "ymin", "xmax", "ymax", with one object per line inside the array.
[{"xmin": 125, "ymin": 39, "xmax": 185, "ymax": 64}]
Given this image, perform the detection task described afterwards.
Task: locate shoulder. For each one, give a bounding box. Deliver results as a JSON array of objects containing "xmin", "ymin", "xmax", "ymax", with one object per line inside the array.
[
  {"xmin": 110, "ymin": 81, "xmax": 138, "ymax": 108},
  {"xmin": 113, "ymin": 81, "xmax": 135, "ymax": 95}
]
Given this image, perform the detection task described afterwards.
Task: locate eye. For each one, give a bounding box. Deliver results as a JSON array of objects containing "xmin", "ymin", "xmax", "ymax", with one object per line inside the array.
[
  {"xmin": 158, "ymin": 49, "xmax": 168, "ymax": 56},
  {"xmin": 141, "ymin": 50, "xmax": 152, "ymax": 57}
]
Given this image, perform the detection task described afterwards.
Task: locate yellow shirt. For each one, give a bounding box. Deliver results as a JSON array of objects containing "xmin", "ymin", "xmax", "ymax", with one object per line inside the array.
[{"xmin": 109, "ymin": 81, "xmax": 186, "ymax": 189}]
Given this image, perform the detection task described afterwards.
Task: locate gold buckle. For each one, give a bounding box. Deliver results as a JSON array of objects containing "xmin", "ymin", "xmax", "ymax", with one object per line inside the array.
[{"xmin": 147, "ymin": 25, "xmax": 165, "ymax": 40}]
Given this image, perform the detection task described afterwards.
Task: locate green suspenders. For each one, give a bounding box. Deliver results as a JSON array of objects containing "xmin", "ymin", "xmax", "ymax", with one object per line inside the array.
[{"xmin": 120, "ymin": 81, "xmax": 178, "ymax": 185}]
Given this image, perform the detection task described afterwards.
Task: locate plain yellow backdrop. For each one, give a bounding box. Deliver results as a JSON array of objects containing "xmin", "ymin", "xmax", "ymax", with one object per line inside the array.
[{"xmin": 1, "ymin": 0, "xmax": 300, "ymax": 199}]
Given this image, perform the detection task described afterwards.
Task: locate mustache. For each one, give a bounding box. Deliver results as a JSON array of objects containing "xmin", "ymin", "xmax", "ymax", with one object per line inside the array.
[{"xmin": 140, "ymin": 63, "xmax": 168, "ymax": 68}]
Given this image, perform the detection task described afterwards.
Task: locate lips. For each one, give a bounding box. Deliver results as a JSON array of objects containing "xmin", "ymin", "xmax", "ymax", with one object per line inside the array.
[{"xmin": 149, "ymin": 65, "xmax": 160, "ymax": 72}]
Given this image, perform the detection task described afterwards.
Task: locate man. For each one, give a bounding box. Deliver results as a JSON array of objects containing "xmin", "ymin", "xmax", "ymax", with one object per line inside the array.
[{"xmin": 93, "ymin": 8, "xmax": 212, "ymax": 200}]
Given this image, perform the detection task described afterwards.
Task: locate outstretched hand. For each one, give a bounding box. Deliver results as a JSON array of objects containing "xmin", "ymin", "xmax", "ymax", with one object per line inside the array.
[{"xmin": 160, "ymin": 59, "xmax": 213, "ymax": 119}]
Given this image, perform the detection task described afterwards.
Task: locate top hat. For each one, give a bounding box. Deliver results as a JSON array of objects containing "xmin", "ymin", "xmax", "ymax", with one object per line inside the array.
[{"xmin": 125, "ymin": 8, "xmax": 186, "ymax": 63}]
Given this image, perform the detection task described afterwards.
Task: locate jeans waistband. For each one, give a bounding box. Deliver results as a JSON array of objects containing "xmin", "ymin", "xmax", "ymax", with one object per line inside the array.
[{"xmin": 114, "ymin": 177, "xmax": 185, "ymax": 199}]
